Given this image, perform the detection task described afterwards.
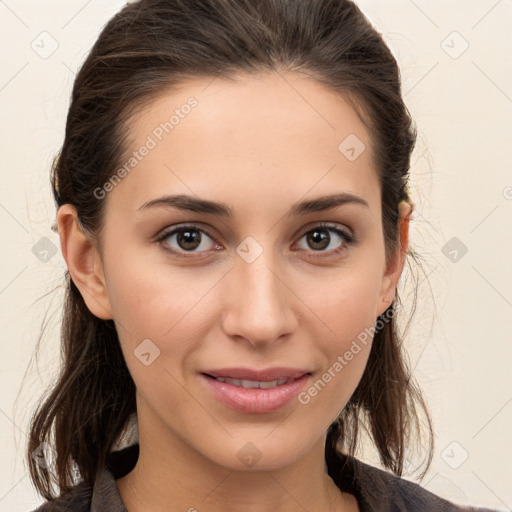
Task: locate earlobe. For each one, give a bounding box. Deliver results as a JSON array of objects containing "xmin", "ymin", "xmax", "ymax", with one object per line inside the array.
[
  {"xmin": 376, "ymin": 200, "xmax": 413, "ymax": 317},
  {"xmin": 56, "ymin": 204, "xmax": 113, "ymax": 320}
]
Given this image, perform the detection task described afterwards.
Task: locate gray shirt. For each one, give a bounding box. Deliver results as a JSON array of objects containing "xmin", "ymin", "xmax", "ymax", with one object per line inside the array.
[{"xmin": 30, "ymin": 443, "xmax": 500, "ymax": 511}]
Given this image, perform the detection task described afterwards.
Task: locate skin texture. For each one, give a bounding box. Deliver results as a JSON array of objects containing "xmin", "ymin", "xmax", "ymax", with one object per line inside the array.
[{"xmin": 57, "ymin": 71, "xmax": 412, "ymax": 512}]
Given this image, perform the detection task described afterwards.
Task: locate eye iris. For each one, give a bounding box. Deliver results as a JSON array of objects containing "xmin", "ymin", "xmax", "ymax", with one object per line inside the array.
[
  {"xmin": 307, "ymin": 229, "xmax": 330, "ymax": 250},
  {"xmin": 177, "ymin": 229, "xmax": 201, "ymax": 251}
]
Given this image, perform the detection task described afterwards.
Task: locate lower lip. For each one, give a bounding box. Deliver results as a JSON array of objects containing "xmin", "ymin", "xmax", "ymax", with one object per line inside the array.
[{"xmin": 200, "ymin": 374, "xmax": 311, "ymax": 413}]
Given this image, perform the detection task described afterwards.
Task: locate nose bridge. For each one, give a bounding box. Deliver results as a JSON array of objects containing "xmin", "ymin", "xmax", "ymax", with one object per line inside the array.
[{"xmin": 222, "ymin": 234, "xmax": 294, "ymax": 345}]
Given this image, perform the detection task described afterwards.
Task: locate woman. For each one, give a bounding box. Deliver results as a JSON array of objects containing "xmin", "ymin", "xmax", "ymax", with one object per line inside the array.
[{"xmin": 27, "ymin": 0, "xmax": 499, "ymax": 510}]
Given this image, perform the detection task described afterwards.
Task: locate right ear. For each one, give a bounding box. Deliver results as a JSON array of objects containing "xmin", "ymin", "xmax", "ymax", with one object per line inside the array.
[{"xmin": 56, "ymin": 204, "xmax": 113, "ymax": 320}]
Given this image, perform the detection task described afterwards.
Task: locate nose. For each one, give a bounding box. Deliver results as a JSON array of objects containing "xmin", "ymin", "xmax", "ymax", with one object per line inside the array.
[{"xmin": 221, "ymin": 247, "xmax": 297, "ymax": 349}]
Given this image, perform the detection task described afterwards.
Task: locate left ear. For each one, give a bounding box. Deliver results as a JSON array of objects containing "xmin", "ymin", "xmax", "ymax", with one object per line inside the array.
[{"xmin": 376, "ymin": 200, "xmax": 413, "ymax": 317}]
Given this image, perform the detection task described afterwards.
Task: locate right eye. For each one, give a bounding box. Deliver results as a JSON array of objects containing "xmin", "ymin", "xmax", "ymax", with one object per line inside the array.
[{"xmin": 155, "ymin": 224, "xmax": 222, "ymax": 258}]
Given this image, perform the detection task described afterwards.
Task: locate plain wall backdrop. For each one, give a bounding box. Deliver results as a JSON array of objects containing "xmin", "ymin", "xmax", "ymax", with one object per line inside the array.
[{"xmin": 1, "ymin": 0, "xmax": 511, "ymax": 510}]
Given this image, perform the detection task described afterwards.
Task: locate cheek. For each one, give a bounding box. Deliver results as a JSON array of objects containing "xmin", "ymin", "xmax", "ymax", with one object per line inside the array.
[
  {"xmin": 302, "ymin": 268, "xmax": 381, "ymax": 406},
  {"xmin": 104, "ymin": 252, "xmax": 219, "ymax": 375},
  {"xmin": 104, "ymin": 246, "xmax": 201, "ymax": 334},
  {"xmin": 310, "ymin": 262, "xmax": 383, "ymax": 338}
]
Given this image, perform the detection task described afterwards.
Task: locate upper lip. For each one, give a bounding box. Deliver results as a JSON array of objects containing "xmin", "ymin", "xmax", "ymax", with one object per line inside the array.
[{"xmin": 202, "ymin": 367, "xmax": 312, "ymax": 381}]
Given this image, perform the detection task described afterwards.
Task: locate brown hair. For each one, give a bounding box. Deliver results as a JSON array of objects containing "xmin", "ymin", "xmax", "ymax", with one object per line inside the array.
[{"xmin": 26, "ymin": 0, "xmax": 434, "ymax": 499}]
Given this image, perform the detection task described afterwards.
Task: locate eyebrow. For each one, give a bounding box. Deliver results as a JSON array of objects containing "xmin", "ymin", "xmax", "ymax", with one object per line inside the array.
[{"xmin": 137, "ymin": 192, "xmax": 369, "ymax": 217}]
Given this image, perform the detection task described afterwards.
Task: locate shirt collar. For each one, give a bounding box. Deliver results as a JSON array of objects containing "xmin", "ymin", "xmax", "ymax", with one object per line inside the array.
[{"xmin": 91, "ymin": 464, "xmax": 128, "ymax": 512}]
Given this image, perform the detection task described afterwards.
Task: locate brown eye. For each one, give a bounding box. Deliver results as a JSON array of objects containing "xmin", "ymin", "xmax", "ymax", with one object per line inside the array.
[
  {"xmin": 305, "ymin": 229, "xmax": 331, "ymax": 251},
  {"xmin": 156, "ymin": 225, "xmax": 220, "ymax": 257},
  {"xmin": 175, "ymin": 229, "xmax": 203, "ymax": 251},
  {"xmin": 295, "ymin": 224, "xmax": 354, "ymax": 257}
]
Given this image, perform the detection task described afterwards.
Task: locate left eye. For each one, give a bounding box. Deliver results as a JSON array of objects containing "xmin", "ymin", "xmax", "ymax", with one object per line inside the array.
[{"xmin": 295, "ymin": 225, "xmax": 352, "ymax": 254}]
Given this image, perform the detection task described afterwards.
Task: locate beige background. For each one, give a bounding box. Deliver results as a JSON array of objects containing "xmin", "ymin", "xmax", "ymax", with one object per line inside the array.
[{"xmin": 1, "ymin": 0, "xmax": 511, "ymax": 510}]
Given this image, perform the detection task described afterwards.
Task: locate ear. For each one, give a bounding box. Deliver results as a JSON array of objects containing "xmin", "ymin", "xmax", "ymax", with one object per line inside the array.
[
  {"xmin": 376, "ymin": 200, "xmax": 413, "ymax": 318},
  {"xmin": 56, "ymin": 204, "xmax": 113, "ymax": 320}
]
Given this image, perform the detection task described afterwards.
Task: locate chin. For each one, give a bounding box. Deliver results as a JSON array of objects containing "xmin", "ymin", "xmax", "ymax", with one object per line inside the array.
[{"xmin": 200, "ymin": 432, "xmax": 317, "ymax": 472}]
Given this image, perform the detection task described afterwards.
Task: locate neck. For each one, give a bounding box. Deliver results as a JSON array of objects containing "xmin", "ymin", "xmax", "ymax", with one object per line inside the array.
[{"xmin": 116, "ymin": 416, "xmax": 353, "ymax": 512}]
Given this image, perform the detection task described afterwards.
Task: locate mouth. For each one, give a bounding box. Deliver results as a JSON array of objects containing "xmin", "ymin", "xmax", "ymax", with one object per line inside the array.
[{"xmin": 199, "ymin": 367, "xmax": 313, "ymax": 414}]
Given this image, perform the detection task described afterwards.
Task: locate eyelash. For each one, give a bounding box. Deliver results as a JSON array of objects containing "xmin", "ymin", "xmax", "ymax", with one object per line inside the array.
[{"xmin": 154, "ymin": 222, "xmax": 355, "ymax": 260}]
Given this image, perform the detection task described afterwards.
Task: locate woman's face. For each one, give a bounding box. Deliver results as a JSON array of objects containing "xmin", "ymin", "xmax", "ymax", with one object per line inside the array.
[{"xmin": 63, "ymin": 71, "xmax": 409, "ymax": 471}]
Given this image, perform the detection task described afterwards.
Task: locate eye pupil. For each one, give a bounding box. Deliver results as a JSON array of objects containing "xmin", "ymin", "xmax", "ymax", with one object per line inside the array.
[
  {"xmin": 307, "ymin": 229, "xmax": 330, "ymax": 250},
  {"xmin": 177, "ymin": 230, "xmax": 201, "ymax": 250}
]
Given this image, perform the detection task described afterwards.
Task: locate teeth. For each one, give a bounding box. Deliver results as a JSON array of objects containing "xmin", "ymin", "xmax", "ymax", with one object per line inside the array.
[
  {"xmin": 241, "ymin": 379, "xmax": 260, "ymax": 388},
  {"xmin": 259, "ymin": 380, "xmax": 279, "ymax": 388},
  {"xmin": 214, "ymin": 377, "xmax": 292, "ymax": 388}
]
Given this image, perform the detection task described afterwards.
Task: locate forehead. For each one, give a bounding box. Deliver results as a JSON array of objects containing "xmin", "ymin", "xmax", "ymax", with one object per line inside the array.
[{"xmin": 106, "ymin": 71, "xmax": 379, "ymax": 216}]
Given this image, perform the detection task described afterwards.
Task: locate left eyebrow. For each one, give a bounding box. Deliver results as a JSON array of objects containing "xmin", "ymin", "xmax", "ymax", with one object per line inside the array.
[
  {"xmin": 137, "ymin": 192, "xmax": 369, "ymax": 218},
  {"xmin": 289, "ymin": 192, "xmax": 370, "ymax": 216}
]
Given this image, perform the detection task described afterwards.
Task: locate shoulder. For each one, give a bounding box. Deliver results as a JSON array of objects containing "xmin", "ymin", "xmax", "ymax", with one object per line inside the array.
[
  {"xmin": 353, "ymin": 458, "xmax": 498, "ymax": 512},
  {"xmin": 29, "ymin": 481, "xmax": 92, "ymax": 512},
  {"xmin": 28, "ymin": 443, "xmax": 138, "ymax": 512},
  {"xmin": 333, "ymin": 454, "xmax": 499, "ymax": 512}
]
